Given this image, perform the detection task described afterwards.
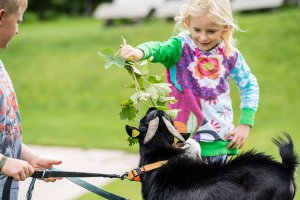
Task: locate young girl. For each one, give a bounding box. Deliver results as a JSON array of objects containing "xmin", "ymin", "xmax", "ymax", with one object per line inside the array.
[{"xmin": 120, "ymin": 0, "xmax": 259, "ymax": 163}]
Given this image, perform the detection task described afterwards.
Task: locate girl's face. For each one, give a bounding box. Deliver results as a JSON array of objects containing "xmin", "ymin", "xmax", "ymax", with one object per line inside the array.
[
  {"xmin": 188, "ymin": 14, "xmax": 227, "ymax": 51},
  {"xmin": 0, "ymin": 9, "xmax": 23, "ymax": 49}
]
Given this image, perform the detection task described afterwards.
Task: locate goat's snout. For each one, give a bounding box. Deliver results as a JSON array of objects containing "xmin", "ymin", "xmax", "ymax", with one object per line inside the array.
[{"xmin": 173, "ymin": 139, "xmax": 202, "ymax": 160}]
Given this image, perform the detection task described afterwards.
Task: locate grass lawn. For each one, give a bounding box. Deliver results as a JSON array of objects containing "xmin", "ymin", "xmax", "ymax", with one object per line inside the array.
[{"xmin": 0, "ymin": 6, "xmax": 299, "ymax": 200}]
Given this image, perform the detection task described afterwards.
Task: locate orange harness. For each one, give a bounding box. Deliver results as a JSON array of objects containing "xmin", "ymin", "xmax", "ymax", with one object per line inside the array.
[{"xmin": 127, "ymin": 160, "xmax": 168, "ymax": 182}]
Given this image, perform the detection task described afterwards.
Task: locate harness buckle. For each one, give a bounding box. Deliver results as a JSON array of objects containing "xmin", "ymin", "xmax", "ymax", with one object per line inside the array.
[{"xmin": 127, "ymin": 167, "xmax": 145, "ymax": 182}]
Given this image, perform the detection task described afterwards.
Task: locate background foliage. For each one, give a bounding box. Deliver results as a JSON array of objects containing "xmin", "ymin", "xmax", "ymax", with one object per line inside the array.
[
  {"xmin": 27, "ymin": 0, "xmax": 111, "ymax": 20},
  {"xmin": 0, "ymin": 6, "xmax": 299, "ymax": 200}
]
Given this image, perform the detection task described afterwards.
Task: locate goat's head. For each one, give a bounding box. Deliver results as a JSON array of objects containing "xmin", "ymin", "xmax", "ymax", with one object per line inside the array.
[{"xmin": 125, "ymin": 108, "xmax": 190, "ymax": 150}]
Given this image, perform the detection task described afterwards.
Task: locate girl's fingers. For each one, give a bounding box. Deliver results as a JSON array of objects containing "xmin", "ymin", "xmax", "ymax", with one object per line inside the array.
[
  {"xmin": 232, "ymin": 137, "xmax": 241, "ymax": 149},
  {"xmin": 224, "ymin": 133, "xmax": 234, "ymax": 140},
  {"xmin": 238, "ymin": 139, "xmax": 246, "ymax": 149},
  {"xmin": 121, "ymin": 49, "xmax": 133, "ymax": 59},
  {"xmin": 227, "ymin": 136, "xmax": 237, "ymax": 149},
  {"xmin": 226, "ymin": 133, "xmax": 243, "ymax": 149}
]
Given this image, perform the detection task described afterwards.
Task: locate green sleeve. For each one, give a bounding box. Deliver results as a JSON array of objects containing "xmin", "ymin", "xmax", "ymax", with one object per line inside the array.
[
  {"xmin": 136, "ymin": 37, "xmax": 182, "ymax": 67},
  {"xmin": 239, "ymin": 108, "xmax": 256, "ymax": 127}
]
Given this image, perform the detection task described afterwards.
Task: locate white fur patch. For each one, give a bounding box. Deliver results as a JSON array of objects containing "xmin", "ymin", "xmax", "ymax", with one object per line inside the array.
[{"xmin": 181, "ymin": 138, "xmax": 201, "ymax": 160}]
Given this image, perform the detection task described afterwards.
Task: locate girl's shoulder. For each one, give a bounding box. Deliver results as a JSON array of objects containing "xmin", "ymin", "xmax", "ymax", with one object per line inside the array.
[
  {"xmin": 0, "ymin": 60, "xmax": 4, "ymax": 69},
  {"xmin": 175, "ymin": 32, "xmax": 197, "ymax": 49},
  {"xmin": 230, "ymin": 47, "xmax": 247, "ymax": 60},
  {"xmin": 176, "ymin": 32, "xmax": 190, "ymax": 40},
  {"xmin": 231, "ymin": 47, "xmax": 241, "ymax": 55}
]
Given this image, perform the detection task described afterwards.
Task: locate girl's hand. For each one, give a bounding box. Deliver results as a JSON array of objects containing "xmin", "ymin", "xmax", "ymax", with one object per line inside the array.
[
  {"xmin": 224, "ymin": 124, "xmax": 251, "ymax": 149},
  {"xmin": 1, "ymin": 157, "xmax": 34, "ymax": 181},
  {"xmin": 29, "ymin": 157, "xmax": 62, "ymax": 182},
  {"xmin": 120, "ymin": 44, "xmax": 144, "ymax": 61}
]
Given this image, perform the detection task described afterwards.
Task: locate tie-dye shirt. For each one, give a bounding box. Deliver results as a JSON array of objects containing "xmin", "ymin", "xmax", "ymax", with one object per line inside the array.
[
  {"xmin": 0, "ymin": 60, "xmax": 22, "ymax": 199},
  {"xmin": 137, "ymin": 33, "xmax": 259, "ymax": 156}
]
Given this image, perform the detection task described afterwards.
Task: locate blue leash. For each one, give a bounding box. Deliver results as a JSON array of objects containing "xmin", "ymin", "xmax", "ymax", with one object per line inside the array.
[{"xmin": 26, "ymin": 168, "xmax": 128, "ymax": 200}]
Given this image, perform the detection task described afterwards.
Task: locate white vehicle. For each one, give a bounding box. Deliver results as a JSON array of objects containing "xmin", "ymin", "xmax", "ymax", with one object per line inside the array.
[
  {"xmin": 231, "ymin": 0, "xmax": 285, "ymax": 11},
  {"xmin": 93, "ymin": 0, "xmax": 165, "ymax": 25},
  {"xmin": 155, "ymin": 0, "xmax": 188, "ymax": 20},
  {"xmin": 94, "ymin": 0, "xmax": 291, "ymax": 26},
  {"xmin": 156, "ymin": 0, "xmax": 286, "ymax": 19}
]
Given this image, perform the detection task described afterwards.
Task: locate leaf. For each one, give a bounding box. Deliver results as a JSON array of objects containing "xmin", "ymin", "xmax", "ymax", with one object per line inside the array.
[
  {"xmin": 156, "ymin": 100, "xmax": 166, "ymax": 107},
  {"xmin": 131, "ymin": 66, "xmax": 142, "ymax": 75},
  {"xmin": 121, "ymin": 35, "xmax": 127, "ymax": 45},
  {"xmin": 138, "ymin": 60, "xmax": 148, "ymax": 66},
  {"xmin": 187, "ymin": 112, "xmax": 197, "ymax": 134},
  {"xmin": 153, "ymin": 83, "xmax": 172, "ymax": 94},
  {"xmin": 130, "ymin": 92, "xmax": 151, "ymax": 104},
  {"xmin": 155, "ymin": 106, "xmax": 169, "ymax": 110},
  {"xmin": 127, "ymin": 137, "xmax": 138, "ymax": 146},
  {"xmin": 120, "ymin": 105, "xmax": 137, "ymax": 121},
  {"xmin": 105, "ymin": 56, "xmax": 126, "ymax": 69},
  {"xmin": 136, "ymin": 76, "xmax": 145, "ymax": 90},
  {"xmin": 99, "ymin": 48, "xmax": 126, "ymax": 69},
  {"xmin": 137, "ymin": 64, "xmax": 149, "ymax": 76},
  {"xmin": 159, "ymin": 96, "xmax": 177, "ymax": 104},
  {"xmin": 146, "ymin": 83, "xmax": 172, "ymax": 100},
  {"xmin": 98, "ymin": 48, "xmax": 114, "ymax": 56},
  {"xmin": 120, "ymin": 99, "xmax": 133, "ymax": 107},
  {"xmin": 146, "ymin": 85, "xmax": 159, "ymax": 99},
  {"xmin": 165, "ymin": 109, "xmax": 181, "ymax": 119},
  {"xmin": 124, "ymin": 61, "xmax": 134, "ymax": 74},
  {"xmin": 148, "ymin": 74, "xmax": 164, "ymax": 84},
  {"xmin": 155, "ymin": 106, "xmax": 180, "ymax": 119}
]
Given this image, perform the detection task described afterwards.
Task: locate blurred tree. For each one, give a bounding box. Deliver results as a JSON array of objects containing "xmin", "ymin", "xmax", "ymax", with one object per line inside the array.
[{"xmin": 27, "ymin": 0, "xmax": 112, "ymax": 20}]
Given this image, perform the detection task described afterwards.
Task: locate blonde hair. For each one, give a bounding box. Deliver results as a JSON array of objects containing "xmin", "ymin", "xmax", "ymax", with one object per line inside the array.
[
  {"xmin": 175, "ymin": 0, "xmax": 240, "ymax": 56},
  {"xmin": 0, "ymin": 0, "xmax": 28, "ymax": 15}
]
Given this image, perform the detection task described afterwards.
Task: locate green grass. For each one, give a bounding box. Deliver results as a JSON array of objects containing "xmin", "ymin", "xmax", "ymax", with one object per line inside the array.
[{"xmin": 0, "ymin": 7, "xmax": 299, "ymax": 200}]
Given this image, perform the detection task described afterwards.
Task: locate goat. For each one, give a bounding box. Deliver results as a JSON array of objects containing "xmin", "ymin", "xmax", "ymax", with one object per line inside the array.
[{"xmin": 125, "ymin": 108, "xmax": 298, "ymax": 200}]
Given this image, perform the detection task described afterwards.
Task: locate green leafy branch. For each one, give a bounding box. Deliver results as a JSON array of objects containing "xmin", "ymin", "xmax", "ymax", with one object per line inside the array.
[{"xmin": 98, "ymin": 37, "xmax": 180, "ymax": 125}]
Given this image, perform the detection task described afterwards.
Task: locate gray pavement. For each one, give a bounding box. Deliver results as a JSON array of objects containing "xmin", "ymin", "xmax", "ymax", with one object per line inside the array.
[{"xmin": 18, "ymin": 145, "xmax": 139, "ymax": 200}]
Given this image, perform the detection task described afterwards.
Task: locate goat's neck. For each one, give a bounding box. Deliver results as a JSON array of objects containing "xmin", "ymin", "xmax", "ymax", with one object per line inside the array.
[{"xmin": 139, "ymin": 146, "xmax": 183, "ymax": 166}]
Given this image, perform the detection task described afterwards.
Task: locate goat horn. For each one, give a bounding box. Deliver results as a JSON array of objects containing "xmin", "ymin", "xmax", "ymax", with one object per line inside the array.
[
  {"xmin": 143, "ymin": 116, "xmax": 159, "ymax": 144},
  {"xmin": 162, "ymin": 116, "xmax": 185, "ymax": 142}
]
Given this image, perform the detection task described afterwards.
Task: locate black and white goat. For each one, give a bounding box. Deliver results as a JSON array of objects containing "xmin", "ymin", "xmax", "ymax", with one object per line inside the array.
[{"xmin": 126, "ymin": 108, "xmax": 298, "ymax": 200}]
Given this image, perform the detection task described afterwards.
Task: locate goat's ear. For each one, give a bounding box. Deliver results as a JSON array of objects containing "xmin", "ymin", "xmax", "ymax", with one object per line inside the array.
[
  {"xmin": 125, "ymin": 125, "xmax": 140, "ymax": 138},
  {"xmin": 181, "ymin": 133, "xmax": 191, "ymax": 141}
]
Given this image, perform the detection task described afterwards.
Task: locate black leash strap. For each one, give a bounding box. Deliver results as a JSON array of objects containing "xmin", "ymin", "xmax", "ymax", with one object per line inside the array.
[
  {"xmin": 31, "ymin": 170, "xmax": 125, "ymax": 179},
  {"xmin": 2, "ymin": 177, "xmax": 13, "ymax": 200},
  {"xmin": 27, "ymin": 168, "xmax": 128, "ymax": 200}
]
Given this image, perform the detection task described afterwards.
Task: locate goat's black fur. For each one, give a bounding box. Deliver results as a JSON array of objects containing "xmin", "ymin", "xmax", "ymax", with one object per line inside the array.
[{"xmin": 126, "ymin": 108, "xmax": 298, "ymax": 200}]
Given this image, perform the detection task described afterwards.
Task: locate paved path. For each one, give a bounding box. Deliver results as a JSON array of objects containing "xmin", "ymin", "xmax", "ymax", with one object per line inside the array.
[{"xmin": 18, "ymin": 145, "xmax": 139, "ymax": 200}]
